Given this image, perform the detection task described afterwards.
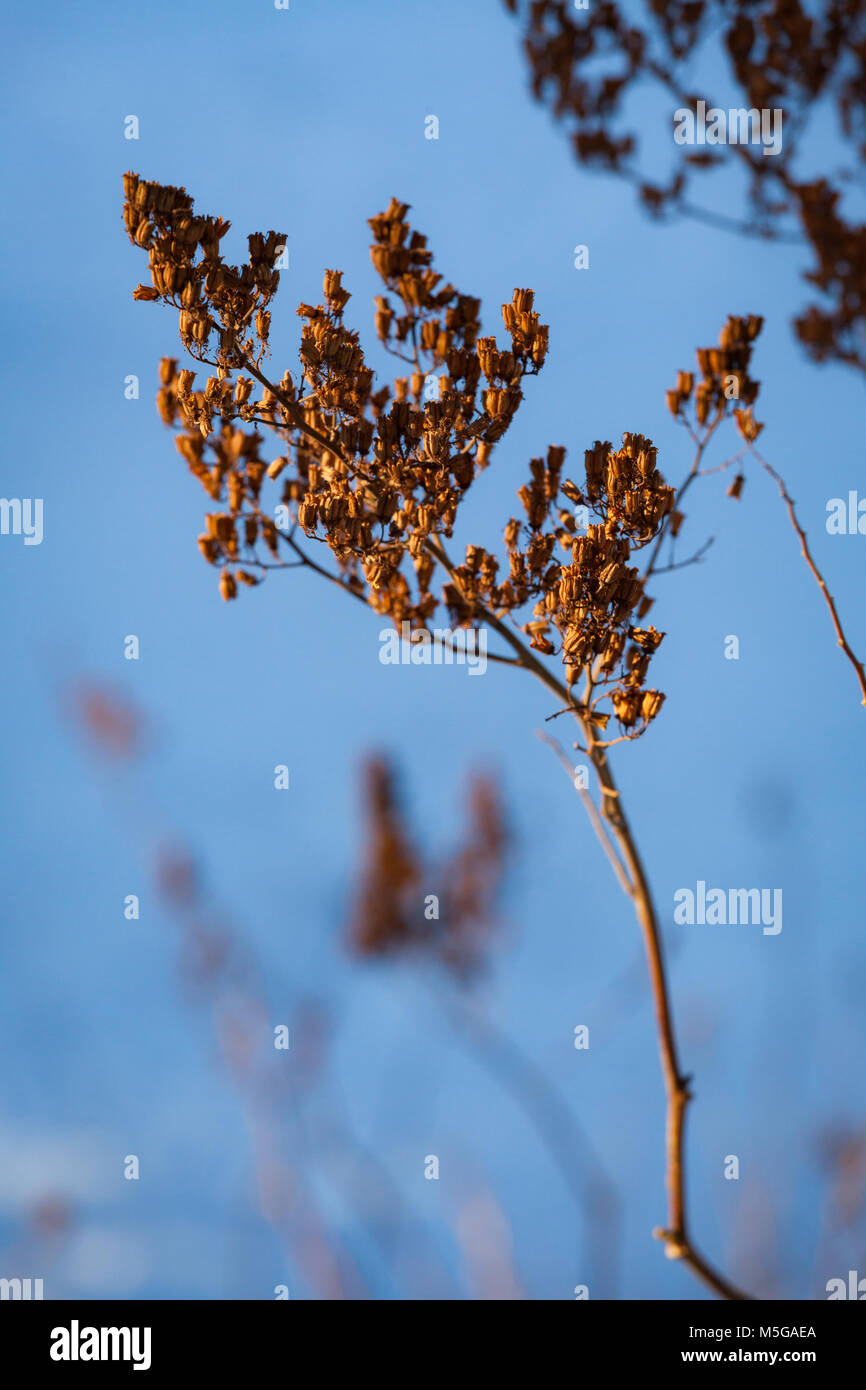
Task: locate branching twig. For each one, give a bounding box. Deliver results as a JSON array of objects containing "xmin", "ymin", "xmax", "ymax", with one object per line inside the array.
[
  {"xmin": 642, "ymin": 414, "xmax": 724, "ymax": 585},
  {"xmin": 537, "ymin": 730, "xmax": 634, "ymax": 899},
  {"xmin": 751, "ymin": 446, "xmax": 866, "ymax": 708},
  {"xmin": 650, "ymin": 535, "xmax": 714, "ymax": 575}
]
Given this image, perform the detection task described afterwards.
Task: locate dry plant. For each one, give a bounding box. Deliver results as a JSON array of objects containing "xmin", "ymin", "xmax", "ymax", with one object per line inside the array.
[
  {"xmin": 504, "ymin": 0, "xmax": 866, "ymax": 375},
  {"xmin": 69, "ymin": 678, "xmax": 594, "ymax": 1295},
  {"xmin": 71, "ymin": 681, "xmax": 606, "ymax": 1295},
  {"xmin": 122, "ymin": 170, "xmax": 863, "ymax": 1298},
  {"xmin": 71, "ymin": 681, "xmax": 460, "ymax": 1298},
  {"xmin": 349, "ymin": 757, "xmax": 509, "ymax": 978},
  {"xmin": 349, "ymin": 756, "xmax": 621, "ymax": 1294}
]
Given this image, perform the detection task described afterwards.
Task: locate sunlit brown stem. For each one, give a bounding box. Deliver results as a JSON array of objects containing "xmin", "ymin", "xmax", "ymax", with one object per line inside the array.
[
  {"xmin": 426, "ymin": 537, "xmax": 750, "ymax": 1301},
  {"xmin": 750, "ymin": 446, "xmax": 866, "ymax": 708}
]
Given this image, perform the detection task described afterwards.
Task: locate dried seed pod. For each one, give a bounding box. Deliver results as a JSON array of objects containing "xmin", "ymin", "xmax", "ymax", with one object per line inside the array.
[
  {"xmin": 641, "ymin": 690, "xmax": 665, "ymax": 722},
  {"xmin": 727, "ymin": 473, "xmax": 745, "ymax": 500},
  {"xmin": 219, "ymin": 570, "xmax": 237, "ymax": 601}
]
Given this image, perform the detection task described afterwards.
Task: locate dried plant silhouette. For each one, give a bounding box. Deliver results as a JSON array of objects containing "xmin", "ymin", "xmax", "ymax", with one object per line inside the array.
[
  {"xmin": 71, "ymin": 683, "xmax": 369, "ymax": 1296},
  {"xmin": 349, "ymin": 758, "xmax": 508, "ymax": 977},
  {"xmin": 70, "ymin": 683, "xmax": 468, "ymax": 1298},
  {"xmin": 123, "ymin": 169, "xmax": 863, "ymax": 1299},
  {"xmin": 504, "ymin": 0, "xmax": 866, "ymax": 376},
  {"xmin": 70, "ymin": 682, "xmax": 622, "ymax": 1296},
  {"xmin": 349, "ymin": 756, "xmax": 621, "ymax": 1294}
]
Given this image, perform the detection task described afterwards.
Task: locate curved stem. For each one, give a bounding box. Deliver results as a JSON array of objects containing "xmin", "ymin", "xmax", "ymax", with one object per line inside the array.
[
  {"xmin": 750, "ymin": 446, "xmax": 866, "ymax": 708},
  {"xmin": 426, "ymin": 537, "xmax": 750, "ymax": 1300}
]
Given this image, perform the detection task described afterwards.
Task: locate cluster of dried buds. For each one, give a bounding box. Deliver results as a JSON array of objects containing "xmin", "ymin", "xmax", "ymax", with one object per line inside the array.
[
  {"xmin": 666, "ymin": 313, "xmax": 763, "ymax": 443},
  {"xmin": 349, "ymin": 758, "xmax": 508, "ymax": 975},
  {"xmin": 497, "ymin": 435, "xmax": 673, "ymax": 731},
  {"xmin": 124, "ymin": 172, "xmax": 282, "ymax": 362},
  {"xmin": 125, "ymin": 173, "xmax": 683, "ymax": 737},
  {"xmin": 665, "ymin": 311, "xmax": 764, "ymax": 528}
]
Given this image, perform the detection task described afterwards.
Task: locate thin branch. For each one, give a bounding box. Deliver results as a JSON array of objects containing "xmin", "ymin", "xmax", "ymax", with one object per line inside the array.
[
  {"xmin": 619, "ymin": 163, "xmax": 800, "ymax": 244},
  {"xmin": 642, "ymin": 413, "xmax": 724, "ymax": 585},
  {"xmin": 750, "ymin": 446, "xmax": 866, "ymax": 707},
  {"xmin": 280, "ymin": 531, "xmax": 369, "ymax": 606},
  {"xmin": 537, "ymin": 730, "xmax": 634, "ymax": 899},
  {"xmin": 544, "ymin": 704, "xmax": 591, "ymax": 730},
  {"xmin": 651, "ymin": 535, "xmax": 714, "ymax": 575},
  {"xmin": 427, "ymin": 629, "xmax": 520, "ymax": 667},
  {"xmin": 697, "ymin": 449, "xmax": 747, "ymax": 477},
  {"xmin": 238, "ymin": 353, "xmax": 358, "ymax": 475}
]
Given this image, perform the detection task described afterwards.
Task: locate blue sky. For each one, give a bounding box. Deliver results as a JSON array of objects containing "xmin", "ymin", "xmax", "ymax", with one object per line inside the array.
[{"xmin": 1, "ymin": 0, "xmax": 864, "ymax": 1298}]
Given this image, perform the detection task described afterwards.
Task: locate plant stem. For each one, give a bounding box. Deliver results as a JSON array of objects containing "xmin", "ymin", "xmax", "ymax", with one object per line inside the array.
[
  {"xmin": 426, "ymin": 537, "xmax": 750, "ymax": 1300},
  {"xmin": 750, "ymin": 446, "xmax": 866, "ymax": 708}
]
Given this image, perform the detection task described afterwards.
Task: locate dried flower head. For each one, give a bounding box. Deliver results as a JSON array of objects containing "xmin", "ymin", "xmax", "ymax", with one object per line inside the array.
[{"xmin": 125, "ymin": 173, "xmax": 680, "ymax": 737}]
